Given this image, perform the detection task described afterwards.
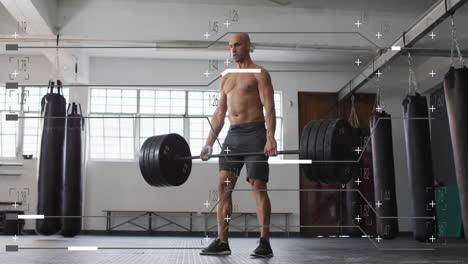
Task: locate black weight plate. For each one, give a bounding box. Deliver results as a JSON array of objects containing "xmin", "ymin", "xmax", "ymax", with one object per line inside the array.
[
  {"xmin": 299, "ymin": 120, "xmax": 315, "ymax": 160},
  {"xmin": 152, "ymin": 134, "xmax": 171, "ymax": 186},
  {"xmin": 139, "ymin": 136, "xmax": 151, "ymax": 185},
  {"xmin": 139, "ymin": 137, "xmax": 152, "ymax": 185},
  {"xmin": 138, "ymin": 138, "xmax": 147, "ymax": 178},
  {"xmin": 156, "ymin": 133, "xmax": 192, "ymax": 187},
  {"xmin": 299, "ymin": 122, "xmax": 311, "ymax": 180},
  {"xmin": 323, "ymin": 119, "xmax": 339, "ymax": 184},
  {"xmin": 336, "ymin": 121, "xmax": 354, "ymax": 184},
  {"xmin": 302, "ymin": 120, "xmax": 326, "ymax": 182},
  {"xmin": 299, "ymin": 120, "xmax": 316, "ymax": 179},
  {"xmin": 172, "ymin": 133, "xmax": 192, "ymax": 186},
  {"xmin": 147, "ymin": 135, "xmax": 164, "ymax": 186},
  {"xmin": 150, "ymin": 135, "xmax": 168, "ymax": 186},
  {"xmin": 145, "ymin": 137, "xmax": 160, "ymax": 186},
  {"xmin": 329, "ymin": 119, "xmax": 354, "ymax": 184},
  {"xmin": 316, "ymin": 119, "xmax": 333, "ymax": 183}
]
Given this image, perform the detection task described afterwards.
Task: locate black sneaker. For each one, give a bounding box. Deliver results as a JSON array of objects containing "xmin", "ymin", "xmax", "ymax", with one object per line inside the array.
[
  {"xmin": 200, "ymin": 238, "xmax": 231, "ymax": 255},
  {"xmin": 250, "ymin": 238, "xmax": 273, "ymax": 258}
]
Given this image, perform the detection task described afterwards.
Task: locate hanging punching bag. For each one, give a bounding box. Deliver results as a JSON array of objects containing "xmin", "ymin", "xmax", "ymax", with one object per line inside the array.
[
  {"xmin": 36, "ymin": 80, "xmax": 66, "ymax": 235},
  {"xmin": 370, "ymin": 111, "xmax": 399, "ymax": 239},
  {"xmin": 402, "ymin": 93, "xmax": 436, "ymax": 242},
  {"xmin": 61, "ymin": 103, "xmax": 84, "ymax": 237},
  {"xmin": 444, "ymin": 66, "xmax": 468, "ymax": 239}
]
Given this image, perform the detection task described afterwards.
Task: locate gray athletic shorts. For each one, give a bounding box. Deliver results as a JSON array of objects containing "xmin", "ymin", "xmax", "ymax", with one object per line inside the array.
[{"xmin": 219, "ymin": 121, "xmax": 269, "ymax": 183}]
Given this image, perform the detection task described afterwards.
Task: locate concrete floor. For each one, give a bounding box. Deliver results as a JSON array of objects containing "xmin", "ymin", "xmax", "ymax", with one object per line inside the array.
[{"xmin": 1, "ymin": 235, "xmax": 467, "ymax": 264}]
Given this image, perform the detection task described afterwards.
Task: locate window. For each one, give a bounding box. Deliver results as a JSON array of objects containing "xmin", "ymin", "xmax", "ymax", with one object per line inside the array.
[
  {"xmin": 88, "ymin": 88, "xmax": 283, "ymax": 161},
  {"xmin": 139, "ymin": 90, "xmax": 185, "ymax": 147},
  {"xmin": 89, "ymin": 89, "xmax": 137, "ymax": 160},
  {"xmin": 0, "ymin": 86, "xmax": 69, "ymax": 158}
]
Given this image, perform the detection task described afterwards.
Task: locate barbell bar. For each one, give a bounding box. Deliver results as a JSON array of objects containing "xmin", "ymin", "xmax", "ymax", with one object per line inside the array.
[
  {"xmin": 139, "ymin": 119, "xmax": 358, "ymax": 187},
  {"xmin": 175, "ymin": 150, "xmax": 300, "ymax": 160}
]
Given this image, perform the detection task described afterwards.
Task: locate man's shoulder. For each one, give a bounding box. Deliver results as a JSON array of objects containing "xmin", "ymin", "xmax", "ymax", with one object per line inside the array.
[
  {"xmin": 253, "ymin": 66, "xmax": 271, "ymax": 81},
  {"xmin": 251, "ymin": 64, "xmax": 267, "ymax": 72}
]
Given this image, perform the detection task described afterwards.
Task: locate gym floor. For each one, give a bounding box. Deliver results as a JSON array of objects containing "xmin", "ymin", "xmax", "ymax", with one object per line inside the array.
[{"xmin": 1, "ymin": 235, "xmax": 467, "ymax": 263}]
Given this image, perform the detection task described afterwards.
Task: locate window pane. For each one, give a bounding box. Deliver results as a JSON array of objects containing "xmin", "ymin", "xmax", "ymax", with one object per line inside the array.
[
  {"xmin": 89, "ymin": 114, "xmax": 135, "ymax": 160},
  {"xmin": 90, "ymin": 88, "xmax": 137, "ymax": 114},
  {"xmin": 139, "ymin": 117, "xmax": 184, "ymax": 147},
  {"xmin": 89, "ymin": 88, "xmax": 137, "ymax": 160},
  {"xmin": 139, "ymin": 90, "xmax": 186, "ymax": 115},
  {"xmin": 188, "ymin": 91, "xmax": 217, "ymax": 116}
]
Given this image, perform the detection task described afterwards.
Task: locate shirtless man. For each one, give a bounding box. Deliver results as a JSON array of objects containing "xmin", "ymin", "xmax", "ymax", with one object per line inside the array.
[{"xmin": 199, "ymin": 33, "xmax": 277, "ymax": 258}]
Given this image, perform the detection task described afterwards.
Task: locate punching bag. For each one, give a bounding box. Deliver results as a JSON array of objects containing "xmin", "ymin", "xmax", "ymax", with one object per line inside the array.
[
  {"xmin": 36, "ymin": 80, "xmax": 66, "ymax": 235},
  {"xmin": 444, "ymin": 66, "xmax": 468, "ymax": 239},
  {"xmin": 402, "ymin": 93, "xmax": 436, "ymax": 242},
  {"xmin": 61, "ymin": 103, "xmax": 84, "ymax": 237},
  {"xmin": 370, "ymin": 111, "xmax": 399, "ymax": 239}
]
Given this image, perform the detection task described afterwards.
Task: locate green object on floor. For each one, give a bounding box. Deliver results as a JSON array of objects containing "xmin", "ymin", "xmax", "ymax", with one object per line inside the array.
[{"xmin": 435, "ymin": 185, "xmax": 463, "ymax": 238}]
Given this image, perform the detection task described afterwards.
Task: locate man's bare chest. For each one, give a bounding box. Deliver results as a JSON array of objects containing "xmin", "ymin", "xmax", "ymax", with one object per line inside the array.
[{"xmin": 223, "ymin": 74, "xmax": 258, "ymax": 94}]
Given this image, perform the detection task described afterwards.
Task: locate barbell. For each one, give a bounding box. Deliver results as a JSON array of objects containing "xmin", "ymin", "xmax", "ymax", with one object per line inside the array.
[{"xmin": 139, "ymin": 119, "xmax": 357, "ymax": 187}]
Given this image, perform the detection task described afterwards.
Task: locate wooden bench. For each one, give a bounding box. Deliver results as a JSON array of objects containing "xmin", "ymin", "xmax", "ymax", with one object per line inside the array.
[
  {"xmin": 102, "ymin": 210, "xmax": 196, "ymax": 232},
  {"xmin": 201, "ymin": 212, "xmax": 292, "ymax": 237}
]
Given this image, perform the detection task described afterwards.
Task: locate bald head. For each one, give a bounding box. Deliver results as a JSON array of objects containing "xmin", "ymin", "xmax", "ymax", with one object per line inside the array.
[
  {"xmin": 229, "ymin": 33, "xmax": 251, "ymax": 63},
  {"xmin": 231, "ymin": 33, "xmax": 250, "ymax": 45}
]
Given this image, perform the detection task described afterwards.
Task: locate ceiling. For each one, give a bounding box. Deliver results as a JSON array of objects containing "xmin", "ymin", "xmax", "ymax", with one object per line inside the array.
[{"xmin": 58, "ymin": 0, "xmax": 439, "ymax": 13}]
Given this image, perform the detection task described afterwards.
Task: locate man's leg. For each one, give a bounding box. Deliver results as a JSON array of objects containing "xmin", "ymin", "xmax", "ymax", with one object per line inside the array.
[
  {"xmin": 249, "ymin": 178, "xmax": 271, "ymax": 239},
  {"xmin": 217, "ymin": 169, "xmax": 238, "ymax": 242}
]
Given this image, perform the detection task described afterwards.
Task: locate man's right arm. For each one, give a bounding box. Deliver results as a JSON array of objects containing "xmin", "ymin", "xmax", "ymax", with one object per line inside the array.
[
  {"xmin": 200, "ymin": 78, "xmax": 227, "ymax": 160},
  {"xmin": 205, "ymin": 91, "xmax": 227, "ymax": 146}
]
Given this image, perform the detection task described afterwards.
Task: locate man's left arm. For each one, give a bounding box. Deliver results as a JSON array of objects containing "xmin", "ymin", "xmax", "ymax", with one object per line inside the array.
[{"xmin": 257, "ymin": 70, "xmax": 277, "ymax": 156}]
